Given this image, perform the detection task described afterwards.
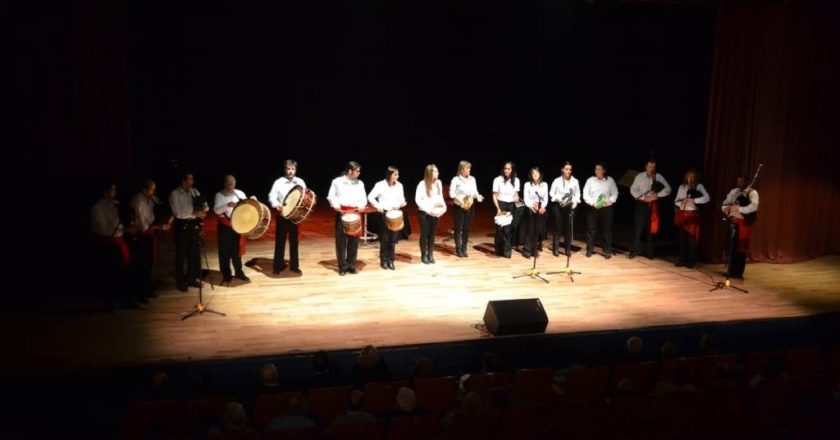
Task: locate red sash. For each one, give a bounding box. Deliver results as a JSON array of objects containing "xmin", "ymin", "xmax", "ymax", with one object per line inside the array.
[
  {"xmin": 649, "ymin": 199, "xmax": 660, "ymax": 234},
  {"xmin": 732, "ymin": 217, "xmax": 754, "ymax": 253},
  {"xmin": 218, "ymin": 215, "xmax": 248, "ymax": 256},
  {"xmin": 96, "ymin": 235, "xmax": 130, "ymax": 267},
  {"xmin": 674, "ymin": 210, "xmax": 700, "ymax": 241}
]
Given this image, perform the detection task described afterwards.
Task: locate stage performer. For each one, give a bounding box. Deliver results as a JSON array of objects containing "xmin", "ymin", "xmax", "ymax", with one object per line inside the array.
[
  {"xmin": 548, "ymin": 161, "xmax": 580, "ymax": 257},
  {"xmin": 449, "ymin": 161, "xmax": 484, "ymax": 258},
  {"xmin": 492, "ymin": 161, "xmax": 520, "ymax": 258},
  {"xmin": 582, "ymin": 162, "xmax": 618, "ymax": 258},
  {"xmin": 673, "ymin": 170, "xmax": 709, "ymax": 268},
  {"xmin": 368, "ymin": 166, "xmax": 407, "ymax": 270},
  {"xmin": 268, "ymin": 160, "xmax": 306, "ymax": 274},
  {"xmin": 415, "ymin": 164, "xmax": 447, "ymax": 264},
  {"xmin": 168, "ymin": 172, "xmax": 209, "ymax": 292},
  {"xmin": 629, "ymin": 159, "xmax": 671, "ymax": 259},
  {"xmin": 214, "ymin": 175, "xmax": 251, "ymax": 283},
  {"xmin": 327, "ymin": 161, "xmax": 367, "ymax": 275},
  {"xmin": 721, "ymin": 175, "xmax": 759, "ymax": 279}
]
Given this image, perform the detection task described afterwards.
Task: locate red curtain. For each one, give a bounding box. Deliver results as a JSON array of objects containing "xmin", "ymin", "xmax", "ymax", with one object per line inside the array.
[{"xmin": 701, "ymin": 0, "xmax": 840, "ymax": 263}]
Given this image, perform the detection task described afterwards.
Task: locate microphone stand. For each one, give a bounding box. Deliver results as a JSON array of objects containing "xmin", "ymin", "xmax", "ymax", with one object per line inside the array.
[
  {"xmin": 546, "ymin": 203, "xmax": 582, "ymax": 282},
  {"xmin": 514, "ymin": 193, "xmax": 549, "ymax": 283},
  {"xmin": 182, "ymin": 212, "xmax": 225, "ymax": 321}
]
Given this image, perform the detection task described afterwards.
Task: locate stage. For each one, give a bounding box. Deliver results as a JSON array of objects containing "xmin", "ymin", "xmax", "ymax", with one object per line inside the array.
[{"xmin": 11, "ymin": 207, "xmax": 840, "ymax": 374}]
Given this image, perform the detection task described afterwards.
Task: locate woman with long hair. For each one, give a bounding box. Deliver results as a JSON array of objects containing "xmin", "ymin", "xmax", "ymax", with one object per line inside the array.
[
  {"xmin": 492, "ymin": 161, "xmax": 520, "ymax": 258},
  {"xmin": 449, "ymin": 161, "xmax": 484, "ymax": 257},
  {"xmin": 368, "ymin": 166, "xmax": 407, "ymax": 270},
  {"xmin": 415, "ymin": 164, "xmax": 447, "ymax": 264},
  {"xmin": 674, "ymin": 169, "xmax": 710, "ymax": 268},
  {"xmin": 522, "ymin": 167, "xmax": 548, "ymax": 258}
]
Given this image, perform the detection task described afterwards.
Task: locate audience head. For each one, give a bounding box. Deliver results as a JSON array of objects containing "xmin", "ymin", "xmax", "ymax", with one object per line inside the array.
[
  {"xmin": 220, "ymin": 402, "xmax": 248, "ymax": 432},
  {"xmin": 313, "ymin": 350, "xmax": 331, "ymax": 373},
  {"xmin": 396, "ymin": 387, "xmax": 417, "ymax": 413},
  {"xmin": 286, "ymin": 393, "xmax": 307, "ymax": 416},
  {"xmin": 260, "ymin": 363, "xmax": 279, "ymax": 387},
  {"xmin": 626, "ymin": 336, "xmax": 643, "ymax": 356},
  {"xmin": 358, "ymin": 345, "xmax": 381, "ymax": 370},
  {"xmin": 661, "ymin": 342, "xmax": 678, "ymax": 359}
]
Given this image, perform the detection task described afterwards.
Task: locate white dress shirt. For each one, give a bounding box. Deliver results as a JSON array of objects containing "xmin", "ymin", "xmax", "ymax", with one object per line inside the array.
[
  {"xmin": 630, "ymin": 172, "xmax": 672, "ymax": 200},
  {"xmin": 674, "ymin": 184, "xmax": 710, "ymax": 211},
  {"xmin": 492, "ymin": 176, "xmax": 520, "ymax": 203},
  {"xmin": 368, "ymin": 180, "xmax": 406, "ymax": 211},
  {"xmin": 582, "ymin": 176, "xmax": 619, "ymax": 206},
  {"xmin": 91, "ymin": 198, "xmax": 123, "ymax": 237},
  {"xmin": 549, "ymin": 176, "xmax": 581, "ymax": 208},
  {"xmin": 721, "ymin": 188, "xmax": 759, "ymax": 216},
  {"xmin": 268, "ymin": 176, "xmax": 306, "ymax": 209},
  {"xmin": 327, "ymin": 176, "xmax": 367, "ymax": 210},
  {"xmin": 130, "ymin": 193, "xmax": 156, "ymax": 232},
  {"xmin": 523, "ymin": 181, "xmax": 549, "ymax": 209},
  {"xmin": 449, "ymin": 175, "xmax": 481, "ymax": 200},
  {"xmin": 214, "ymin": 189, "xmax": 247, "ymax": 218},
  {"xmin": 169, "ymin": 187, "xmax": 206, "ymax": 220},
  {"xmin": 415, "ymin": 180, "xmax": 446, "ymax": 215}
]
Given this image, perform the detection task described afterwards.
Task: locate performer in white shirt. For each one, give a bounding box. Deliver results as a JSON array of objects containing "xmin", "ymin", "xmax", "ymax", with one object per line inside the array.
[
  {"xmin": 492, "ymin": 161, "xmax": 520, "ymax": 258},
  {"xmin": 327, "ymin": 161, "xmax": 368, "ymax": 275},
  {"xmin": 449, "ymin": 161, "xmax": 484, "ymax": 258},
  {"xmin": 721, "ymin": 175, "xmax": 760, "ymax": 279},
  {"xmin": 548, "ymin": 161, "xmax": 581, "ymax": 257},
  {"xmin": 214, "ymin": 175, "xmax": 250, "ymax": 283},
  {"xmin": 522, "ymin": 167, "xmax": 549, "ymax": 258},
  {"xmin": 629, "ymin": 159, "xmax": 672, "ymax": 259},
  {"xmin": 91, "ymin": 182, "xmax": 134, "ymax": 310},
  {"xmin": 415, "ymin": 164, "xmax": 447, "ymax": 264},
  {"xmin": 368, "ymin": 166, "xmax": 407, "ymax": 270},
  {"xmin": 128, "ymin": 178, "xmax": 169, "ymax": 301},
  {"xmin": 674, "ymin": 170, "xmax": 710, "ymax": 268},
  {"xmin": 268, "ymin": 160, "xmax": 306, "ymax": 274},
  {"xmin": 168, "ymin": 172, "xmax": 209, "ymax": 292},
  {"xmin": 582, "ymin": 162, "xmax": 619, "ymax": 258}
]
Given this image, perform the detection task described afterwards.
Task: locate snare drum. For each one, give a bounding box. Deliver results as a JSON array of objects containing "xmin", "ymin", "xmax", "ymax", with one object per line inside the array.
[
  {"xmin": 341, "ymin": 213, "xmax": 362, "ymax": 237},
  {"xmin": 385, "ymin": 210, "xmax": 404, "ymax": 232},
  {"xmin": 281, "ymin": 186, "xmax": 317, "ymax": 224},
  {"xmin": 231, "ymin": 199, "xmax": 272, "ymax": 239}
]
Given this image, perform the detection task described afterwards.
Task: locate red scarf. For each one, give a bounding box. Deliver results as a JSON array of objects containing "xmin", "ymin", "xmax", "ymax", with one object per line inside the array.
[{"xmin": 674, "ymin": 210, "xmax": 699, "ymax": 241}]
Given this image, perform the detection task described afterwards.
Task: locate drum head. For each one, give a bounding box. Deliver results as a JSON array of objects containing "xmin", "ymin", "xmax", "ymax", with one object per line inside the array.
[
  {"xmin": 231, "ymin": 200, "xmax": 260, "ymax": 234},
  {"xmin": 386, "ymin": 210, "xmax": 403, "ymax": 219},
  {"xmin": 341, "ymin": 213, "xmax": 360, "ymax": 222},
  {"xmin": 282, "ymin": 186, "xmax": 303, "ymax": 218}
]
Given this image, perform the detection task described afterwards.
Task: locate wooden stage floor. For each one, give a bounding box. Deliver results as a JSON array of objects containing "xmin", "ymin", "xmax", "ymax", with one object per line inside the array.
[{"xmin": 11, "ymin": 207, "xmax": 840, "ymax": 373}]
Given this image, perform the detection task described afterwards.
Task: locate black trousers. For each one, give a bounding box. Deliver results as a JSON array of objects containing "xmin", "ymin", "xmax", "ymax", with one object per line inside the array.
[
  {"xmin": 128, "ymin": 233, "xmax": 155, "ymax": 297},
  {"xmin": 335, "ymin": 214, "xmax": 359, "ymax": 271},
  {"xmin": 524, "ymin": 210, "xmax": 547, "ymax": 254},
  {"xmin": 632, "ymin": 202, "xmax": 654, "ymax": 256},
  {"xmin": 94, "ymin": 237, "xmax": 132, "ymax": 305},
  {"xmin": 586, "ymin": 206, "xmax": 613, "ymax": 254},
  {"xmin": 550, "ymin": 203, "xmax": 574, "ymax": 254},
  {"xmin": 418, "ymin": 211, "xmax": 439, "ymax": 252},
  {"xmin": 218, "ymin": 223, "xmax": 243, "ymax": 279},
  {"xmin": 174, "ymin": 219, "xmax": 202, "ymax": 287},
  {"xmin": 494, "ymin": 201, "xmax": 515, "ymax": 256},
  {"xmin": 378, "ymin": 213, "xmax": 400, "ymax": 263},
  {"xmin": 452, "ymin": 204, "xmax": 475, "ymax": 245},
  {"xmin": 677, "ymin": 221, "xmax": 699, "ymax": 267},
  {"xmin": 726, "ymin": 223, "xmax": 747, "ymax": 277},
  {"xmin": 274, "ymin": 216, "xmax": 299, "ymax": 271}
]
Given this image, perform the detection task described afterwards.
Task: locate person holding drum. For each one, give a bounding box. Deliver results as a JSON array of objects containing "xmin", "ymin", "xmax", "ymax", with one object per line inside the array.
[
  {"xmin": 449, "ymin": 160, "xmax": 484, "ymax": 258},
  {"xmin": 268, "ymin": 159, "xmax": 306, "ymax": 274},
  {"xmin": 492, "ymin": 161, "xmax": 520, "ymax": 258},
  {"xmin": 522, "ymin": 167, "xmax": 549, "ymax": 258},
  {"xmin": 368, "ymin": 166, "xmax": 407, "ymax": 270},
  {"xmin": 327, "ymin": 161, "xmax": 368, "ymax": 275},
  {"xmin": 214, "ymin": 175, "xmax": 252, "ymax": 283},
  {"xmin": 582, "ymin": 162, "xmax": 618, "ymax": 259},
  {"xmin": 169, "ymin": 172, "xmax": 209, "ymax": 292},
  {"xmin": 415, "ymin": 164, "xmax": 447, "ymax": 264},
  {"xmin": 548, "ymin": 161, "xmax": 581, "ymax": 257}
]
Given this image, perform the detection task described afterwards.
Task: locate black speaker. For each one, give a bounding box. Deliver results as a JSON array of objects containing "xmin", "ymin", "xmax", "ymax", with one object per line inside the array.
[{"xmin": 483, "ymin": 298, "xmax": 548, "ymax": 336}]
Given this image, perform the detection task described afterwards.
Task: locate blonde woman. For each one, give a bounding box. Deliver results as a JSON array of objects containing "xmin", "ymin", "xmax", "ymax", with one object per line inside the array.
[
  {"xmin": 449, "ymin": 160, "xmax": 484, "ymax": 257},
  {"xmin": 415, "ymin": 165, "xmax": 447, "ymax": 264}
]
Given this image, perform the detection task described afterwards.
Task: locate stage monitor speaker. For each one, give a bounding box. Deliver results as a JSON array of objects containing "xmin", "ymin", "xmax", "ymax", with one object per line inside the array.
[{"xmin": 483, "ymin": 298, "xmax": 548, "ymax": 336}]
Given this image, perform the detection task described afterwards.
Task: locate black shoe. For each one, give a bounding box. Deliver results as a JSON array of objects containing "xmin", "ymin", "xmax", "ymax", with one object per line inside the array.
[
  {"xmin": 381, "ymin": 262, "xmax": 388, "ymax": 270},
  {"xmin": 222, "ymin": 276, "xmax": 233, "ymax": 283},
  {"xmin": 235, "ymin": 273, "xmax": 250, "ymax": 282},
  {"xmin": 428, "ymin": 255, "xmax": 436, "ymax": 264},
  {"xmin": 645, "ymin": 254, "xmax": 654, "ymax": 260},
  {"xmin": 522, "ymin": 251, "xmax": 532, "ymax": 258},
  {"xmin": 462, "ymin": 248, "xmax": 469, "ymax": 257},
  {"xmin": 339, "ymin": 270, "xmax": 347, "ymax": 276},
  {"xmin": 628, "ymin": 252, "xmax": 636, "ymax": 259},
  {"xmin": 275, "ymin": 264, "xmax": 288, "ymax": 273},
  {"xmin": 552, "ymin": 249, "xmax": 559, "ymax": 257},
  {"xmin": 188, "ymin": 279, "xmax": 202, "ymax": 288},
  {"xmin": 388, "ymin": 262, "xmax": 395, "ymax": 270},
  {"xmin": 674, "ymin": 261, "xmax": 685, "ymax": 267},
  {"xmin": 177, "ymin": 284, "xmax": 188, "ymax": 292},
  {"xmin": 604, "ymin": 253, "xmax": 612, "ymax": 259},
  {"xmin": 503, "ymin": 252, "xmax": 511, "ymax": 259},
  {"xmin": 348, "ymin": 267, "xmax": 358, "ymax": 274},
  {"xmin": 290, "ymin": 268, "xmax": 302, "ymax": 274},
  {"xmin": 586, "ymin": 250, "xmax": 593, "ymax": 258}
]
